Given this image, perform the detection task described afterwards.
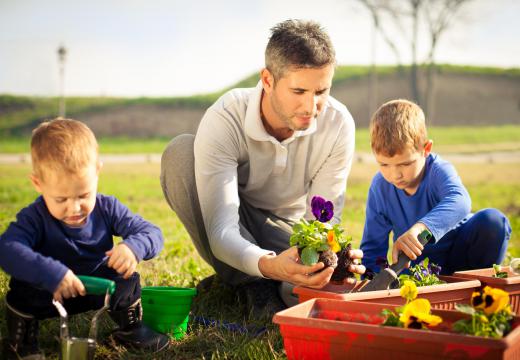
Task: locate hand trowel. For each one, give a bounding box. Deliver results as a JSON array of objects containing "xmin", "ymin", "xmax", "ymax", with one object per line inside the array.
[{"xmin": 359, "ymin": 229, "xmax": 432, "ymax": 292}]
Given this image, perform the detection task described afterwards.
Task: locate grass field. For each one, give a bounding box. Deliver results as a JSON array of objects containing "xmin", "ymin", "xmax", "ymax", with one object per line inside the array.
[
  {"xmin": 0, "ymin": 159, "xmax": 518, "ymax": 359},
  {"xmin": 1, "ymin": 124, "xmax": 520, "ymax": 154}
]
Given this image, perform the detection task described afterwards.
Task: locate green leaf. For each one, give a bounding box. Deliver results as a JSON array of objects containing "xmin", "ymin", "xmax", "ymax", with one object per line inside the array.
[
  {"xmin": 455, "ymin": 304, "xmax": 476, "ymax": 315},
  {"xmin": 317, "ymin": 243, "xmax": 330, "ymax": 252},
  {"xmin": 301, "ymin": 247, "xmax": 319, "ymax": 265}
]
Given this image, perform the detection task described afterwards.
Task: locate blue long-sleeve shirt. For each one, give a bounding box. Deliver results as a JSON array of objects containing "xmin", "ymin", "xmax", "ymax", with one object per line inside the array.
[
  {"xmin": 360, "ymin": 153, "xmax": 471, "ymax": 272},
  {"xmin": 0, "ymin": 194, "xmax": 164, "ymax": 293}
]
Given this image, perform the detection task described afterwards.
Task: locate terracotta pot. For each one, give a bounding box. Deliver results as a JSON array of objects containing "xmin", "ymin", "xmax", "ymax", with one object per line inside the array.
[
  {"xmin": 453, "ymin": 267, "xmax": 520, "ymax": 313},
  {"xmin": 273, "ymin": 298, "xmax": 520, "ymax": 360},
  {"xmin": 294, "ymin": 275, "xmax": 481, "ymax": 310}
]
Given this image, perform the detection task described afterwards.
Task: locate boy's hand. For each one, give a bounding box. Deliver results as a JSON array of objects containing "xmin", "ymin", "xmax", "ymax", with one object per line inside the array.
[
  {"xmin": 53, "ymin": 270, "xmax": 86, "ymax": 303},
  {"xmin": 106, "ymin": 243, "xmax": 138, "ymax": 279},
  {"xmin": 392, "ymin": 223, "xmax": 429, "ymax": 263}
]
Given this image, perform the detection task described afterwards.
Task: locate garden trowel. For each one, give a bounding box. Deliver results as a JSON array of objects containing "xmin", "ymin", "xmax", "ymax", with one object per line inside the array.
[{"xmin": 359, "ymin": 229, "xmax": 432, "ymax": 292}]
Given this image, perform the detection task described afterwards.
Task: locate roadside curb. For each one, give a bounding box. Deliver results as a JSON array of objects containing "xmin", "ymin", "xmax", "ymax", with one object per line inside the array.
[{"xmin": 1, "ymin": 152, "xmax": 519, "ymax": 164}]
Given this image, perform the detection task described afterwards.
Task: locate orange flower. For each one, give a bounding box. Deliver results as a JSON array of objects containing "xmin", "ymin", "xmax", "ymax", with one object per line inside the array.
[{"xmin": 327, "ymin": 230, "xmax": 341, "ymax": 253}]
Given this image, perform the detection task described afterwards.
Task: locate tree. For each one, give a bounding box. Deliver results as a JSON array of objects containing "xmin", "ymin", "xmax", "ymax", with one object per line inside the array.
[
  {"xmin": 355, "ymin": 0, "xmax": 472, "ymax": 122},
  {"xmin": 423, "ymin": 0, "xmax": 471, "ymax": 123}
]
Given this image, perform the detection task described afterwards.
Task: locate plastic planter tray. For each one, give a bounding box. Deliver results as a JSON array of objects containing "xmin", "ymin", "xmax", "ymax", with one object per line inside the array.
[
  {"xmin": 273, "ymin": 298, "xmax": 520, "ymax": 360},
  {"xmin": 453, "ymin": 267, "xmax": 520, "ymax": 313},
  {"xmin": 294, "ymin": 275, "xmax": 481, "ymax": 309}
]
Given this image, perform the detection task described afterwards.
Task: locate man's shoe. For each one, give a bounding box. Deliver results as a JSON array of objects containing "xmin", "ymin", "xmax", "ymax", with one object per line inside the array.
[
  {"xmin": 109, "ymin": 299, "xmax": 169, "ymax": 353},
  {"xmin": 238, "ymin": 279, "xmax": 287, "ymax": 320}
]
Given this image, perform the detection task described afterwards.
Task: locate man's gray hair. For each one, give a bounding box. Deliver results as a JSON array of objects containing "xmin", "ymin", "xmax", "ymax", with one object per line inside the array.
[{"xmin": 265, "ymin": 19, "xmax": 336, "ymax": 81}]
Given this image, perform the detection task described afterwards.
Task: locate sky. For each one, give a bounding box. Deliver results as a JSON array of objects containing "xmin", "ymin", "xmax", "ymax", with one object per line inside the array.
[{"xmin": 0, "ymin": 0, "xmax": 519, "ymax": 97}]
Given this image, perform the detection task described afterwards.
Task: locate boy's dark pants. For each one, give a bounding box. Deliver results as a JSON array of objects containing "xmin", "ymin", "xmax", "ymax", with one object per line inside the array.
[
  {"xmin": 422, "ymin": 208, "xmax": 511, "ymax": 274},
  {"xmin": 6, "ymin": 265, "xmax": 140, "ymax": 320}
]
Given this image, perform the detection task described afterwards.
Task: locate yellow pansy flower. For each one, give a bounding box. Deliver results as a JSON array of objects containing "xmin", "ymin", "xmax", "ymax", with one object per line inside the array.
[
  {"xmin": 471, "ymin": 286, "xmax": 510, "ymax": 316},
  {"xmin": 400, "ymin": 280, "xmax": 418, "ymax": 302},
  {"xmin": 399, "ymin": 298, "xmax": 443, "ymax": 329}
]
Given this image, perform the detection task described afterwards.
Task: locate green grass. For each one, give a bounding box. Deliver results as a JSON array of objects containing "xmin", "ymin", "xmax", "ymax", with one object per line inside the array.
[
  {"xmin": 1, "ymin": 124, "xmax": 520, "ymax": 154},
  {"xmin": 0, "ymin": 161, "xmax": 518, "ymax": 359}
]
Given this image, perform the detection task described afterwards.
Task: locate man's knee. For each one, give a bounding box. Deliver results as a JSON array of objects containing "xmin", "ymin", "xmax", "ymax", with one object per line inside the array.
[
  {"xmin": 161, "ymin": 134, "xmax": 195, "ymax": 175},
  {"xmin": 160, "ymin": 134, "xmax": 195, "ymax": 207}
]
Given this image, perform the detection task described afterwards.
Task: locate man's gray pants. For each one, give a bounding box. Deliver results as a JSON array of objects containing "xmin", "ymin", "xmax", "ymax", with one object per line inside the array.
[{"xmin": 160, "ymin": 134, "xmax": 297, "ymax": 305}]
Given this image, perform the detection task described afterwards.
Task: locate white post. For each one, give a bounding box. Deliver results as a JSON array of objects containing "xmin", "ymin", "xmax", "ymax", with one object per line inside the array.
[{"xmin": 57, "ymin": 45, "xmax": 67, "ymax": 117}]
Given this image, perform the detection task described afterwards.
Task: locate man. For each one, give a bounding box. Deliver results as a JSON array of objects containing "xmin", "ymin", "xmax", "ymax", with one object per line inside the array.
[{"xmin": 161, "ymin": 19, "xmax": 364, "ymax": 316}]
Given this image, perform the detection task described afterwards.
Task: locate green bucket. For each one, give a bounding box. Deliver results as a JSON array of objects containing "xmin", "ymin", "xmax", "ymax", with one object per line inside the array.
[{"xmin": 141, "ymin": 286, "xmax": 197, "ymax": 340}]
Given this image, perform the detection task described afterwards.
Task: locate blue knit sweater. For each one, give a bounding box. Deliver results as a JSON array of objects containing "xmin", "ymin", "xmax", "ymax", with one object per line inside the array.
[
  {"xmin": 0, "ymin": 194, "xmax": 163, "ymax": 293},
  {"xmin": 360, "ymin": 153, "xmax": 471, "ymax": 272}
]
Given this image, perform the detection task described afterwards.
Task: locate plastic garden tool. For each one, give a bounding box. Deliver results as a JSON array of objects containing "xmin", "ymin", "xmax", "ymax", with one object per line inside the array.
[
  {"xmin": 359, "ymin": 229, "xmax": 432, "ymax": 292},
  {"xmin": 52, "ymin": 276, "xmax": 115, "ymax": 360}
]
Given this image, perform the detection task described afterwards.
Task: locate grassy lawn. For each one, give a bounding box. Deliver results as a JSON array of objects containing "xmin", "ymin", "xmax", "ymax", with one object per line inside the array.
[
  {"xmin": 1, "ymin": 124, "xmax": 520, "ymax": 154},
  {"xmin": 0, "ymin": 160, "xmax": 519, "ymax": 359}
]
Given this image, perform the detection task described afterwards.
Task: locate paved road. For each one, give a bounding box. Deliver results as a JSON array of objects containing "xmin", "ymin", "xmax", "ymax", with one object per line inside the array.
[{"xmin": 1, "ymin": 152, "xmax": 519, "ymax": 164}]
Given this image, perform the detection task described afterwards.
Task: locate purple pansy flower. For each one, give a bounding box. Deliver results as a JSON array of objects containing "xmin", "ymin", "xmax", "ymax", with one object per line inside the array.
[
  {"xmin": 311, "ymin": 196, "xmax": 334, "ymax": 222},
  {"xmin": 429, "ymin": 263, "xmax": 441, "ymax": 276}
]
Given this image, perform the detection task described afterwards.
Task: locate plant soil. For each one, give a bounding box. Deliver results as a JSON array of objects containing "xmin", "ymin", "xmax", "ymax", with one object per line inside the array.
[
  {"xmin": 297, "ymin": 245, "xmax": 354, "ymax": 282},
  {"xmin": 330, "ymin": 244, "xmax": 355, "ymax": 282}
]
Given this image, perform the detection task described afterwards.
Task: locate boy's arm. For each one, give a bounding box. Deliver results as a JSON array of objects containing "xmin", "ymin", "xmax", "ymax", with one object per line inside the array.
[
  {"xmin": 0, "ymin": 210, "xmax": 69, "ymax": 293},
  {"xmin": 418, "ymin": 161, "xmax": 471, "ymax": 242},
  {"xmin": 105, "ymin": 196, "xmax": 164, "ymax": 261},
  {"xmin": 360, "ymin": 182, "xmax": 393, "ymax": 274},
  {"xmin": 307, "ymin": 112, "xmax": 355, "ymax": 224}
]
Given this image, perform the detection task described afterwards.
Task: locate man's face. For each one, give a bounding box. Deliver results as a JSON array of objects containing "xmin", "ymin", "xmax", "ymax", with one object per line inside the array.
[
  {"xmin": 31, "ymin": 163, "xmax": 100, "ymax": 227},
  {"xmin": 374, "ymin": 144, "xmax": 431, "ymax": 195},
  {"xmin": 263, "ymin": 65, "xmax": 334, "ymax": 132}
]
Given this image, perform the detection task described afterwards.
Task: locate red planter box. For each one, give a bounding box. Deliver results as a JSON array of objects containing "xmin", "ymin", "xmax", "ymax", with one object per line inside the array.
[
  {"xmin": 453, "ymin": 268, "xmax": 520, "ymax": 313},
  {"xmin": 294, "ymin": 275, "xmax": 481, "ymax": 309},
  {"xmin": 273, "ymin": 298, "xmax": 520, "ymax": 360}
]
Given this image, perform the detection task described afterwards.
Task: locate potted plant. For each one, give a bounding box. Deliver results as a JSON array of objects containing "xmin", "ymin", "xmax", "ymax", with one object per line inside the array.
[
  {"xmin": 290, "ymin": 196, "xmax": 354, "ymax": 283},
  {"xmin": 294, "ymin": 257, "xmax": 481, "ymax": 309},
  {"xmin": 274, "ymin": 284, "xmax": 520, "ymax": 360},
  {"xmin": 453, "ymin": 262, "xmax": 520, "ymax": 313}
]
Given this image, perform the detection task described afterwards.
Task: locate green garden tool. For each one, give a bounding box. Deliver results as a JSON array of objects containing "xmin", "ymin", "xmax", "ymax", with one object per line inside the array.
[
  {"xmin": 53, "ymin": 276, "xmax": 115, "ymax": 360},
  {"xmin": 359, "ymin": 229, "xmax": 433, "ymax": 292}
]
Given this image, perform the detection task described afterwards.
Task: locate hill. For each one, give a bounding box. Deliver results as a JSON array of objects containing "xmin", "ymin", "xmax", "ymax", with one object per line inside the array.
[{"xmin": 0, "ymin": 65, "xmax": 518, "ymax": 138}]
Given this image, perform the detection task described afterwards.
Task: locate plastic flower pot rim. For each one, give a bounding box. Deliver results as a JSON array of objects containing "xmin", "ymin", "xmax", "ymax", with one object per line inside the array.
[
  {"xmin": 453, "ymin": 267, "xmax": 520, "ymax": 285},
  {"xmin": 141, "ymin": 286, "xmax": 197, "ymax": 295},
  {"xmin": 294, "ymin": 275, "xmax": 481, "ymax": 303}
]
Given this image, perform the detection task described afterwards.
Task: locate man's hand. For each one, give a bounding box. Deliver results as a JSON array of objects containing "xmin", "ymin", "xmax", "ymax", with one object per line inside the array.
[
  {"xmin": 106, "ymin": 243, "xmax": 138, "ymax": 279},
  {"xmin": 392, "ymin": 222, "xmax": 429, "ymax": 263},
  {"xmin": 258, "ymin": 246, "xmax": 366, "ymax": 289},
  {"xmin": 344, "ymin": 248, "xmax": 366, "ymax": 284},
  {"xmin": 53, "ymin": 270, "xmax": 86, "ymax": 303}
]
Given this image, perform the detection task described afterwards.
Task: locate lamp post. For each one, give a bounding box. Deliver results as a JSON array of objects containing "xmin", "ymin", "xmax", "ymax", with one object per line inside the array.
[{"xmin": 57, "ymin": 44, "xmax": 67, "ymax": 117}]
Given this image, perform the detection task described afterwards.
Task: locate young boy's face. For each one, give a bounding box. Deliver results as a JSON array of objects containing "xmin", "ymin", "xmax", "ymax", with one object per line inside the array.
[
  {"xmin": 31, "ymin": 162, "xmax": 101, "ymax": 227},
  {"xmin": 374, "ymin": 141, "xmax": 432, "ymax": 195}
]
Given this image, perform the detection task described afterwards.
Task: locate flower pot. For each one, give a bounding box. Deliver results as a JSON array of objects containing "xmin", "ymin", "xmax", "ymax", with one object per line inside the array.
[
  {"xmin": 453, "ymin": 268, "xmax": 520, "ymax": 313},
  {"xmin": 141, "ymin": 286, "xmax": 197, "ymax": 339},
  {"xmin": 273, "ymin": 298, "xmax": 520, "ymax": 360},
  {"xmin": 294, "ymin": 275, "xmax": 481, "ymax": 309}
]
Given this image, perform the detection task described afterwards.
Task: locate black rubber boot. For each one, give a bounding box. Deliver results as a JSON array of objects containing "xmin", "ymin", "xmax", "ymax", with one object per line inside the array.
[
  {"xmin": 4, "ymin": 302, "xmax": 45, "ymax": 360},
  {"xmin": 109, "ymin": 299, "xmax": 169, "ymax": 353}
]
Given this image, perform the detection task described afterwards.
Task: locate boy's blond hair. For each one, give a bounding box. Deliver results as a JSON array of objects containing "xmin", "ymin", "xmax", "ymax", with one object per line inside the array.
[
  {"xmin": 370, "ymin": 99, "xmax": 428, "ymax": 156},
  {"xmin": 31, "ymin": 118, "xmax": 98, "ymax": 180}
]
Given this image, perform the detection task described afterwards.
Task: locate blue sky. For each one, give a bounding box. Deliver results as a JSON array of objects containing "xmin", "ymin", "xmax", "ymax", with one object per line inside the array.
[{"xmin": 0, "ymin": 0, "xmax": 518, "ymax": 97}]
